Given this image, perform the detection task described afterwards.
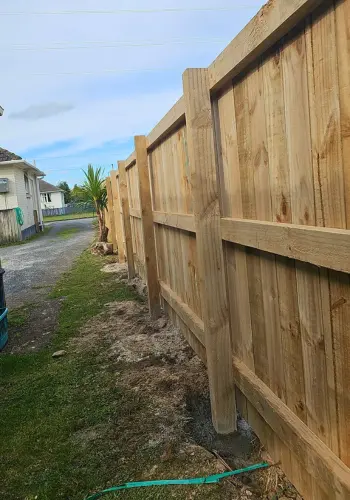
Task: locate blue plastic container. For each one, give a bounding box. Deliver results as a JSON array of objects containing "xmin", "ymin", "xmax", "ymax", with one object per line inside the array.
[
  {"xmin": 0, "ymin": 307, "xmax": 8, "ymax": 351},
  {"xmin": 0, "ymin": 268, "xmax": 8, "ymax": 351}
]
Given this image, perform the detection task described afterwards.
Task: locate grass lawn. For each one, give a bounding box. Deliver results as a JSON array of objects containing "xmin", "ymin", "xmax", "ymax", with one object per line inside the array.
[{"xmin": 44, "ymin": 212, "xmax": 95, "ymax": 222}]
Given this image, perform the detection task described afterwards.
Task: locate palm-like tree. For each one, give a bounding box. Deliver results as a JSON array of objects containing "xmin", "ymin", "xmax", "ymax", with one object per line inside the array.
[{"xmin": 82, "ymin": 165, "xmax": 108, "ymax": 242}]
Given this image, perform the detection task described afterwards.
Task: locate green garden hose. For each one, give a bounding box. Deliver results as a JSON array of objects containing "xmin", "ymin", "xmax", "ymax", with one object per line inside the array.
[
  {"xmin": 14, "ymin": 207, "xmax": 24, "ymax": 226},
  {"xmin": 85, "ymin": 461, "xmax": 269, "ymax": 499}
]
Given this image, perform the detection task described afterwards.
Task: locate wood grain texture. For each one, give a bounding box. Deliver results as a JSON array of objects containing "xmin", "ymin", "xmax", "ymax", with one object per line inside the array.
[
  {"xmin": 262, "ymin": 46, "xmax": 306, "ymax": 423},
  {"xmin": 306, "ymin": 2, "xmax": 343, "ymax": 458},
  {"xmin": 125, "ymin": 151, "xmax": 136, "ymax": 169},
  {"xmin": 129, "ymin": 207, "xmax": 141, "ymax": 219},
  {"xmin": 110, "ymin": 170, "xmax": 125, "ymax": 262},
  {"xmin": 126, "ymin": 164, "xmax": 146, "ymax": 280},
  {"xmin": 234, "ymin": 73, "xmax": 269, "ymax": 388},
  {"xmin": 208, "ymin": 0, "xmax": 324, "ymax": 92},
  {"xmin": 152, "ymin": 211, "xmax": 195, "ymax": 232},
  {"xmin": 221, "ymin": 218, "xmax": 350, "ymax": 273},
  {"xmin": 118, "ymin": 161, "xmax": 135, "ymax": 278},
  {"xmin": 147, "ymin": 97, "xmax": 185, "ymax": 150},
  {"xmin": 283, "ymin": 25, "xmax": 335, "ymax": 458},
  {"xmin": 183, "ymin": 67, "xmax": 236, "ymax": 434},
  {"xmin": 334, "ymin": 0, "xmax": 350, "ymax": 467},
  {"xmin": 135, "ymin": 135, "xmax": 160, "ymax": 318},
  {"xmin": 214, "ymin": 86, "xmax": 254, "ymax": 372},
  {"xmin": 247, "ymin": 63, "xmax": 285, "ymax": 403},
  {"xmin": 232, "ymin": 356, "xmax": 350, "ymax": 499}
]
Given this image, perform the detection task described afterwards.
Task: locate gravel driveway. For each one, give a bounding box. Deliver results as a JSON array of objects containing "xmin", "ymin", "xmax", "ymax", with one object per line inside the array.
[{"xmin": 0, "ymin": 218, "xmax": 94, "ymax": 308}]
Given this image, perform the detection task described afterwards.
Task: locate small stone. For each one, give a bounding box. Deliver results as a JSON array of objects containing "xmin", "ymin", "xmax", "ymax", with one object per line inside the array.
[
  {"xmin": 52, "ymin": 350, "xmax": 67, "ymax": 358},
  {"xmin": 245, "ymin": 491, "xmax": 253, "ymax": 497},
  {"xmin": 186, "ymin": 444, "xmax": 213, "ymax": 460},
  {"xmin": 153, "ymin": 317, "xmax": 167, "ymax": 330}
]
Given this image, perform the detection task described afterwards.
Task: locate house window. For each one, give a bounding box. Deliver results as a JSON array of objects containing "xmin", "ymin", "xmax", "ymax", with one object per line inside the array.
[
  {"xmin": 41, "ymin": 193, "xmax": 52, "ymax": 203},
  {"xmin": 24, "ymin": 173, "xmax": 30, "ymax": 194}
]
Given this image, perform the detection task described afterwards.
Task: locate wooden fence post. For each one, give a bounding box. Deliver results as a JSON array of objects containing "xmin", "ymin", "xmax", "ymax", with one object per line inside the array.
[
  {"xmin": 183, "ymin": 68, "xmax": 237, "ymax": 434},
  {"xmin": 110, "ymin": 170, "xmax": 125, "ymax": 262},
  {"xmin": 134, "ymin": 135, "xmax": 161, "ymax": 319},
  {"xmin": 105, "ymin": 176, "xmax": 117, "ymax": 250},
  {"xmin": 118, "ymin": 161, "xmax": 135, "ymax": 278}
]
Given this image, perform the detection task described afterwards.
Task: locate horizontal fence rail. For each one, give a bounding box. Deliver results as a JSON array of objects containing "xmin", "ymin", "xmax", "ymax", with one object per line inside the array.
[{"xmin": 107, "ymin": 0, "xmax": 350, "ymax": 498}]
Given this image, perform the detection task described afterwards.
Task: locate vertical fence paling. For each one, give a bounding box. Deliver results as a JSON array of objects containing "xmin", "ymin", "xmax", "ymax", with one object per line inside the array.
[
  {"xmin": 134, "ymin": 136, "xmax": 161, "ymax": 318},
  {"xmin": 183, "ymin": 68, "xmax": 236, "ymax": 434},
  {"xmin": 107, "ymin": 1, "xmax": 350, "ymax": 498},
  {"xmin": 118, "ymin": 161, "xmax": 135, "ymax": 279}
]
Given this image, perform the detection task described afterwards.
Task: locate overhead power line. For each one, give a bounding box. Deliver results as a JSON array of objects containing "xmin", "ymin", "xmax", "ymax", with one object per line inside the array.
[
  {"xmin": 4, "ymin": 67, "xmax": 180, "ymax": 78},
  {"xmin": 31, "ymin": 153, "xmax": 119, "ymax": 161},
  {"xmin": 0, "ymin": 6, "xmax": 262, "ymax": 15},
  {"xmin": 3, "ymin": 37, "xmax": 228, "ymax": 52}
]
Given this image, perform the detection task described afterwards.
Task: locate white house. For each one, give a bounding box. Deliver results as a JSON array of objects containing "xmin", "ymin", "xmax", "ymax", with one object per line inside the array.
[
  {"xmin": 0, "ymin": 147, "xmax": 44, "ymax": 243},
  {"xmin": 39, "ymin": 180, "xmax": 65, "ymax": 210}
]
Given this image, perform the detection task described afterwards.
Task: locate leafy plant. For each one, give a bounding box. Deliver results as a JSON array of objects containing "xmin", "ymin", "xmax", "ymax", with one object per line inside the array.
[
  {"xmin": 82, "ymin": 165, "xmax": 108, "ymax": 242},
  {"xmin": 57, "ymin": 181, "xmax": 72, "ymax": 204}
]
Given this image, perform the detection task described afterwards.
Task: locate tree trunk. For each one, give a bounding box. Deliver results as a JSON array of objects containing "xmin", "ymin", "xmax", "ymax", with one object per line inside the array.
[{"xmin": 96, "ymin": 208, "xmax": 108, "ymax": 243}]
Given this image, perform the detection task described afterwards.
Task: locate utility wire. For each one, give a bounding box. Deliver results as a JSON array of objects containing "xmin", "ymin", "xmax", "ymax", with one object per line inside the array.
[
  {"xmin": 0, "ymin": 6, "xmax": 262, "ymax": 16},
  {"xmin": 30, "ymin": 153, "xmax": 120, "ymax": 161},
  {"xmin": 2, "ymin": 38, "xmax": 228, "ymax": 52},
  {"xmin": 3, "ymin": 67, "xmax": 180, "ymax": 78}
]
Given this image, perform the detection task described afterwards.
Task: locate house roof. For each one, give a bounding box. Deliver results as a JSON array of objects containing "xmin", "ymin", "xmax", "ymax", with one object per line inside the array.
[
  {"xmin": 39, "ymin": 179, "xmax": 63, "ymax": 193},
  {"xmin": 0, "ymin": 147, "xmax": 22, "ymax": 162}
]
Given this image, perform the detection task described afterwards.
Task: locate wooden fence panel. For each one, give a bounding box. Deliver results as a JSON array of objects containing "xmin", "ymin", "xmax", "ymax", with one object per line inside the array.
[
  {"xmin": 148, "ymin": 125, "xmax": 205, "ymax": 361},
  {"xmin": 149, "ymin": 126, "xmax": 202, "ymax": 316},
  {"xmin": 0, "ymin": 209, "xmax": 21, "ymax": 243},
  {"xmin": 125, "ymin": 162, "xmax": 146, "ymax": 280},
  {"xmin": 211, "ymin": 3, "xmax": 349, "ymax": 496},
  {"xmin": 111, "ymin": 0, "xmax": 350, "ymax": 496}
]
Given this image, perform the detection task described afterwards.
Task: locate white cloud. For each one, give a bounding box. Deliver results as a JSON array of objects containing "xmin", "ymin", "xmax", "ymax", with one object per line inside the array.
[
  {"xmin": 0, "ymin": 0, "xmax": 263, "ymax": 181},
  {"xmin": 9, "ymin": 102, "xmax": 74, "ymax": 120}
]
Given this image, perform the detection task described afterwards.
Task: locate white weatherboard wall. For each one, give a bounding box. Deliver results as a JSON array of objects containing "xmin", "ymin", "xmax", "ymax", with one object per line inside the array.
[
  {"xmin": 41, "ymin": 191, "xmax": 65, "ymax": 210},
  {"xmin": 0, "ymin": 165, "xmax": 43, "ymax": 237},
  {"xmin": 14, "ymin": 169, "xmax": 37, "ymax": 231},
  {"xmin": 0, "ymin": 166, "xmax": 18, "ymax": 210}
]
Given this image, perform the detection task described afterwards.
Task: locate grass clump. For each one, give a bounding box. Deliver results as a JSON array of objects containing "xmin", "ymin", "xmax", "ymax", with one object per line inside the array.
[
  {"xmin": 7, "ymin": 306, "xmax": 30, "ymax": 328},
  {"xmin": 56, "ymin": 227, "xmax": 80, "ymax": 239},
  {"xmin": 43, "ymin": 212, "xmax": 95, "ymax": 222}
]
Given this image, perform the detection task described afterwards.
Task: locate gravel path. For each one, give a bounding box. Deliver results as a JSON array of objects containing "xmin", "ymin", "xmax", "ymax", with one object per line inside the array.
[{"xmin": 0, "ymin": 218, "xmax": 94, "ymax": 308}]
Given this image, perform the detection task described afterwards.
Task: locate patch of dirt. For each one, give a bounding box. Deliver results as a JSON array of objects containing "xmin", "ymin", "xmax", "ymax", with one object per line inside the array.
[
  {"xmin": 101, "ymin": 262, "xmax": 148, "ymax": 296},
  {"xmin": 2, "ymin": 298, "xmax": 63, "ymax": 354},
  {"xmin": 70, "ymin": 263, "xmax": 302, "ymax": 500}
]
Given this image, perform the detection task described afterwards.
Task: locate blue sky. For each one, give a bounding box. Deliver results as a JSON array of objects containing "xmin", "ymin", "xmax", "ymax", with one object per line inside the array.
[{"xmin": 0, "ymin": 0, "xmax": 264, "ymax": 187}]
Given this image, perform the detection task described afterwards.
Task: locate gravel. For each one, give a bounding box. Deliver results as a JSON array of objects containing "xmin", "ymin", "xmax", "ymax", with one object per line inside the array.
[{"xmin": 0, "ymin": 218, "xmax": 94, "ymax": 308}]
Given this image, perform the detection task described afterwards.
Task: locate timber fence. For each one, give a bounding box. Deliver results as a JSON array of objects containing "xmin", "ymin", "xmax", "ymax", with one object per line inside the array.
[{"xmin": 105, "ymin": 1, "xmax": 350, "ymax": 498}]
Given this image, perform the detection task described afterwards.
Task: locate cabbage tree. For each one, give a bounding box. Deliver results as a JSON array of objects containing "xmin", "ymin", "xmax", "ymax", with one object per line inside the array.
[{"xmin": 82, "ymin": 165, "xmax": 108, "ymax": 242}]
